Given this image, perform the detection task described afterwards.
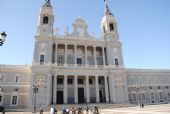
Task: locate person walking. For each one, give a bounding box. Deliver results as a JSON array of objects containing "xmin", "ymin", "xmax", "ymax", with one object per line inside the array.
[{"xmin": 85, "ymin": 105, "xmax": 89, "ymax": 114}]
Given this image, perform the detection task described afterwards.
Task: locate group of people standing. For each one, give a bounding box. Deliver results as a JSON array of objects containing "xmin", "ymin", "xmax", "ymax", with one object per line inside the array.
[{"xmin": 50, "ymin": 105, "xmax": 99, "ymax": 114}]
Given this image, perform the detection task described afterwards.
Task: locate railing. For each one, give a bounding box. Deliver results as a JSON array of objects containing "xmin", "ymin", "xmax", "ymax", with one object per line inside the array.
[
  {"xmin": 90, "ymin": 97, "xmax": 96, "ymax": 103},
  {"xmin": 67, "ymin": 98, "xmax": 74, "ymax": 104}
]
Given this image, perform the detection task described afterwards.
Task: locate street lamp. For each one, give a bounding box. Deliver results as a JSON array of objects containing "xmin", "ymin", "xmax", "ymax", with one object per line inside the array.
[
  {"xmin": 32, "ymin": 84, "xmax": 39, "ymax": 113},
  {"xmin": 0, "ymin": 31, "xmax": 7, "ymax": 46},
  {"xmin": 135, "ymin": 83, "xmax": 140, "ymax": 107}
]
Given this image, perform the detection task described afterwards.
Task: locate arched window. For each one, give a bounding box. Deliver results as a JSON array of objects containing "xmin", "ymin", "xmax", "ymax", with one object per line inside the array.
[
  {"xmin": 103, "ymin": 26, "xmax": 106, "ymax": 33},
  {"xmin": 109, "ymin": 23, "xmax": 114, "ymax": 31},
  {"xmin": 115, "ymin": 58, "xmax": 119, "ymax": 66},
  {"xmin": 43, "ymin": 16, "xmax": 48, "ymax": 24},
  {"xmin": 52, "ymin": 44, "xmax": 56, "ymax": 63}
]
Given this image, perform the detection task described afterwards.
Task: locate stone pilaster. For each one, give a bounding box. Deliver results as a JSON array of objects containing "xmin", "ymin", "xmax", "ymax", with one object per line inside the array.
[
  {"xmin": 55, "ymin": 43, "xmax": 58, "ymax": 65},
  {"xmin": 74, "ymin": 44, "xmax": 77, "ymax": 66},
  {"xmin": 74, "ymin": 75, "xmax": 78, "ymax": 103},
  {"xmin": 85, "ymin": 45, "xmax": 88, "ymax": 67},
  {"xmin": 104, "ymin": 76, "xmax": 109, "ymax": 103},
  {"xmin": 102, "ymin": 46, "xmax": 106, "ymax": 66},
  {"xmin": 65, "ymin": 44, "xmax": 68, "ymax": 66},
  {"xmin": 86, "ymin": 75, "xmax": 90, "ymax": 103},
  {"xmin": 46, "ymin": 74, "xmax": 52, "ymax": 105},
  {"xmin": 53, "ymin": 75, "xmax": 57, "ymax": 104},
  {"xmin": 95, "ymin": 75, "xmax": 99, "ymax": 103},
  {"xmin": 94, "ymin": 46, "xmax": 97, "ymax": 67},
  {"xmin": 64, "ymin": 75, "xmax": 67, "ymax": 104}
]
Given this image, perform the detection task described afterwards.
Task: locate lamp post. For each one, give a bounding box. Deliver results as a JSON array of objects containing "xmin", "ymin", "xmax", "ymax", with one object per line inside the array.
[
  {"xmin": 32, "ymin": 84, "xmax": 39, "ymax": 113},
  {"xmin": 135, "ymin": 83, "xmax": 140, "ymax": 107},
  {"xmin": 0, "ymin": 31, "xmax": 7, "ymax": 46}
]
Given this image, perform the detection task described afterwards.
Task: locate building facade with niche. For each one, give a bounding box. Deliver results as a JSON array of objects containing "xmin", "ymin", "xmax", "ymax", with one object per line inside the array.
[{"xmin": 0, "ymin": 0, "xmax": 170, "ymax": 111}]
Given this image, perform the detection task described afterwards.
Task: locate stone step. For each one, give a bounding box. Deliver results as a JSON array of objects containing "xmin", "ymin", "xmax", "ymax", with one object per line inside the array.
[{"xmin": 41, "ymin": 103, "xmax": 136, "ymax": 112}]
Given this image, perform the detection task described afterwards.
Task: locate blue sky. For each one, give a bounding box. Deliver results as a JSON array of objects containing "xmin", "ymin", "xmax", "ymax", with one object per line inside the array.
[{"xmin": 0, "ymin": 0, "xmax": 170, "ymax": 69}]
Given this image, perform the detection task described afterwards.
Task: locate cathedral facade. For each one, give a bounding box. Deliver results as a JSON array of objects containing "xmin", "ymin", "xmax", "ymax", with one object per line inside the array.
[{"xmin": 0, "ymin": 1, "xmax": 170, "ymax": 111}]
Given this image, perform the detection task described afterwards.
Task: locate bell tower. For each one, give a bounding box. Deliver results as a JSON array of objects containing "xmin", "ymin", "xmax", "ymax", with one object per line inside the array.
[
  {"xmin": 101, "ymin": 0, "xmax": 124, "ymax": 67},
  {"xmin": 37, "ymin": 0, "xmax": 54, "ymax": 36},
  {"xmin": 101, "ymin": 0, "xmax": 119, "ymax": 41},
  {"xmin": 33, "ymin": 0, "xmax": 55, "ymax": 65}
]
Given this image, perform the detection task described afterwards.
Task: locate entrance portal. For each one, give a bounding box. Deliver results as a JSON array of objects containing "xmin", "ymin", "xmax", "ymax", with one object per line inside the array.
[
  {"xmin": 99, "ymin": 90, "xmax": 103, "ymax": 103},
  {"xmin": 57, "ymin": 91, "xmax": 63, "ymax": 104},
  {"xmin": 78, "ymin": 88, "xmax": 84, "ymax": 103}
]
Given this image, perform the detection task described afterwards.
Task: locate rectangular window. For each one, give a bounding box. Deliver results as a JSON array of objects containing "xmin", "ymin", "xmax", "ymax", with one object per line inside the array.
[
  {"xmin": 166, "ymin": 86, "xmax": 169, "ymax": 89},
  {"xmin": 14, "ymin": 88, "xmax": 19, "ymax": 92},
  {"xmin": 151, "ymin": 93, "xmax": 154, "ymax": 100},
  {"xmin": 57, "ymin": 78, "xmax": 63, "ymax": 84},
  {"xmin": 109, "ymin": 23, "xmax": 114, "ymax": 31},
  {"xmin": 15, "ymin": 75, "xmax": 20, "ymax": 83},
  {"xmin": 115, "ymin": 58, "xmax": 119, "ymax": 66},
  {"xmin": 141, "ymin": 93, "xmax": 145, "ymax": 100},
  {"xmin": 159, "ymin": 93, "xmax": 163, "ymax": 99},
  {"xmin": 99, "ymin": 78, "xmax": 102, "ymax": 84},
  {"xmin": 77, "ymin": 58, "xmax": 82, "ymax": 65},
  {"xmin": 89, "ymin": 79, "xmax": 93, "ymax": 84},
  {"xmin": 67, "ymin": 78, "xmax": 73, "ymax": 84},
  {"xmin": 11, "ymin": 96, "xmax": 18, "ymax": 105},
  {"xmin": 149, "ymin": 86, "xmax": 152, "ymax": 90},
  {"xmin": 132, "ymin": 94, "xmax": 137, "ymax": 101},
  {"xmin": 40, "ymin": 54, "xmax": 45, "ymax": 64},
  {"xmin": 59, "ymin": 57, "xmax": 63, "ymax": 64},
  {"xmin": 78, "ymin": 79, "xmax": 84, "ymax": 84},
  {"xmin": 130, "ymin": 76, "xmax": 134, "ymax": 84},
  {"xmin": 0, "ymin": 74, "xmax": 6, "ymax": 82}
]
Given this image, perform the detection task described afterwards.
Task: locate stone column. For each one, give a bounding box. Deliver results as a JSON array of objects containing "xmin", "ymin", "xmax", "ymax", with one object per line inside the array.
[
  {"xmin": 93, "ymin": 46, "xmax": 97, "ymax": 67},
  {"xmin": 65, "ymin": 44, "xmax": 68, "ymax": 66},
  {"xmin": 46, "ymin": 74, "xmax": 52, "ymax": 105},
  {"xmin": 53, "ymin": 75, "xmax": 57, "ymax": 104},
  {"xmin": 74, "ymin": 44, "xmax": 77, "ymax": 66},
  {"xmin": 104, "ymin": 76, "xmax": 109, "ymax": 103},
  {"xmin": 64, "ymin": 75, "xmax": 68, "ymax": 104},
  {"xmin": 55, "ymin": 43, "xmax": 58, "ymax": 65},
  {"xmin": 102, "ymin": 46, "xmax": 106, "ymax": 66},
  {"xmin": 95, "ymin": 75, "xmax": 99, "ymax": 103},
  {"xmin": 85, "ymin": 45, "xmax": 88, "ymax": 67},
  {"xmin": 74, "ymin": 75, "xmax": 78, "ymax": 103},
  {"xmin": 86, "ymin": 75, "xmax": 90, "ymax": 103},
  {"xmin": 48, "ymin": 41, "xmax": 53, "ymax": 64}
]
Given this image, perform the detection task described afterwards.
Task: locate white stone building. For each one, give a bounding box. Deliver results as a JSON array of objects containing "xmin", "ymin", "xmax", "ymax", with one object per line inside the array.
[{"xmin": 0, "ymin": 0, "xmax": 170, "ymax": 111}]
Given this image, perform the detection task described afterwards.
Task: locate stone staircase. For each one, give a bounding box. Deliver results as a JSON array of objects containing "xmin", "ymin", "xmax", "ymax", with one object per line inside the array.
[{"xmin": 42, "ymin": 103, "xmax": 136, "ymax": 112}]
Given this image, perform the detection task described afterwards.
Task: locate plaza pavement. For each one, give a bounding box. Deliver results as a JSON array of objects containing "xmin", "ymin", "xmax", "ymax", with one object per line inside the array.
[{"xmin": 4, "ymin": 103, "xmax": 170, "ymax": 114}]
